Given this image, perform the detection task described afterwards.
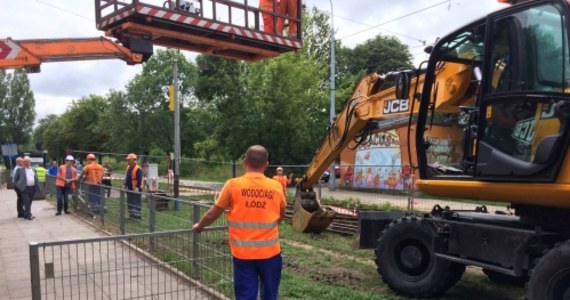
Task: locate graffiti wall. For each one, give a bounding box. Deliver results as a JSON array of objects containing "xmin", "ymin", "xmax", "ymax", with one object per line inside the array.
[
  {"xmin": 339, "ymin": 123, "xmax": 463, "ymax": 192},
  {"xmin": 343, "ymin": 130, "xmax": 408, "ymax": 191}
]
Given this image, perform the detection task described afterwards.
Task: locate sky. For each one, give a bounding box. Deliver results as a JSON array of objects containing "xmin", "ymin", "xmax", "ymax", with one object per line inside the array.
[{"xmin": 0, "ymin": 0, "xmax": 508, "ymax": 122}]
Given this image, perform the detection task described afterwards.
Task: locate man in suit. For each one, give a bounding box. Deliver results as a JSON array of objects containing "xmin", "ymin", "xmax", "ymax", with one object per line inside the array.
[
  {"xmin": 14, "ymin": 156, "xmax": 41, "ymax": 220},
  {"xmin": 12, "ymin": 157, "xmax": 24, "ymax": 218}
]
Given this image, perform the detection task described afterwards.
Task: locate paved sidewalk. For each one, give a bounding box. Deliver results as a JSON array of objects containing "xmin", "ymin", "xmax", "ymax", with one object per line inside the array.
[{"xmin": 0, "ymin": 188, "xmax": 103, "ymax": 299}]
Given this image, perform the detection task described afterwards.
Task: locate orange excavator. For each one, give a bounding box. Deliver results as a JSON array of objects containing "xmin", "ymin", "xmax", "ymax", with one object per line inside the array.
[
  {"xmin": 0, "ymin": 0, "xmax": 302, "ymax": 71},
  {"xmin": 294, "ymin": 0, "xmax": 570, "ymax": 298}
]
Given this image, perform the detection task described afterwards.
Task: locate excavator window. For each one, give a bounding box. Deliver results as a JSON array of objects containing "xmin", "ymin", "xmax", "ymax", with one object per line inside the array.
[
  {"xmin": 418, "ymin": 2, "xmax": 570, "ymax": 182},
  {"xmin": 475, "ymin": 3, "xmax": 570, "ymax": 180}
]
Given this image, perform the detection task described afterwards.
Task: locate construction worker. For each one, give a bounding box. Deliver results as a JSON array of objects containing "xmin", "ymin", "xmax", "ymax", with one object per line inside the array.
[
  {"xmin": 276, "ymin": 0, "xmax": 298, "ymax": 37},
  {"xmin": 35, "ymin": 164, "xmax": 47, "ymax": 196},
  {"xmin": 102, "ymin": 161, "xmax": 113, "ymax": 198},
  {"xmin": 55, "ymin": 155, "xmax": 78, "ymax": 216},
  {"xmin": 47, "ymin": 160, "xmax": 58, "ymax": 177},
  {"xmin": 193, "ymin": 145, "xmax": 286, "ymax": 300},
  {"xmin": 12, "ymin": 157, "xmax": 24, "ymax": 218},
  {"xmin": 272, "ymin": 166, "xmax": 292, "ymax": 197},
  {"xmin": 260, "ymin": 0, "xmax": 277, "ymax": 33},
  {"xmin": 81, "ymin": 153, "xmax": 104, "ymax": 216},
  {"xmin": 124, "ymin": 153, "xmax": 143, "ymax": 220}
]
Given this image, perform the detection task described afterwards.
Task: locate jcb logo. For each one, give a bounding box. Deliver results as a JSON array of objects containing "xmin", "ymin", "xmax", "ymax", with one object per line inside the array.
[
  {"xmin": 512, "ymin": 118, "xmax": 535, "ymax": 145},
  {"xmin": 384, "ymin": 99, "xmax": 409, "ymax": 114}
]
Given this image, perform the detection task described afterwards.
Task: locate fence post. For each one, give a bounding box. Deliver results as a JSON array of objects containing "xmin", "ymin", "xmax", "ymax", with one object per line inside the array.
[
  {"xmin": 120, "ymin": 190, "xmax": 126, "ymax": 235},
  {"xmin": 192, "ymin": 203, "xmax": 201, "ymax": 278},
  {"xmin": 149, "ymin": 193, "xmax": 156, "ymax": 252},
  {"xmin": 149, "ymin": 193, "xmax": 156, "ymax": 232},
  {"xmin": 72, "ymin": 185, "xmax": 79, "ymax": 211},
  {"xmin": 100, "ymin": 184, "xmax": 106, "ymax": 223},
  {"xmin": 29, "ymin": 242, "xmax": 41, "ymax": 300}
]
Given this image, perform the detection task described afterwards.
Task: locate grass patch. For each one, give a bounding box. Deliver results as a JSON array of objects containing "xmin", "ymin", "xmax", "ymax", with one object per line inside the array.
[
  {"xmin": 52, "ymin": 188, "xmax": 525, "ymax": 300},
  {"xmin": 319, "ymin": 196, "xmax": 403, "ymax": 211},
  {"xmin": 280, "ymin": 223, "xmax": 526, "ymax": 300}
]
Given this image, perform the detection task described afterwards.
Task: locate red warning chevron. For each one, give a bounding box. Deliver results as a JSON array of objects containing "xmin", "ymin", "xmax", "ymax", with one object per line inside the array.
[{"xmin": 0, "ymin": 39, "xmax": 21, "ymax": 60}]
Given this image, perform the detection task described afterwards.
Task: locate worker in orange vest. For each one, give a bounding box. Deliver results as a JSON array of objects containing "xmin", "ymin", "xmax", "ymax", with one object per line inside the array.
[
  {"xmin": 276, "ymin": 0, "xmax": 298, "ymax": 37},
  {"xmin": 272, "ymin": 166, "xmax": 292, "ymax": 197},
  {"xmin": 81, "ymin": 153, "xmax": 104, "ymax": 216},
  {"xmin": 260, "ymin": 0, "xmax": 278, "ymax": 33},
  {"xmin": 124, "ymin": 153, "xmax": 143, "ymax": 220},
  {"xmin": 193, "ymin": 145, "xmax": 286, "ymax": 300},
  {"xmin": 55, "ymin": 155, "xmax": 78, "ymax": 215}
]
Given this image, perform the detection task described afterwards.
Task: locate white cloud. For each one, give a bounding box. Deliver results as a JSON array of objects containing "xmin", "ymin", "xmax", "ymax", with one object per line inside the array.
[{"xmin": 1, "ymin": 0, "xmax": 509, "ymax": 122}]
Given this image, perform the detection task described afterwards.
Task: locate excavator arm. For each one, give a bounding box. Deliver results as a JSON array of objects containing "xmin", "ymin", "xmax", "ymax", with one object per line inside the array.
[
  {"xmin": 293, "ymin": 62, "xmax": 476, "ymax": 233},
  {"xmin": 301, "ymin": 73, "xmax": 426, "ymax": 190},
  {"xmin": 0, "ymin": 37, "xmax": 145, "ymax": 73}
]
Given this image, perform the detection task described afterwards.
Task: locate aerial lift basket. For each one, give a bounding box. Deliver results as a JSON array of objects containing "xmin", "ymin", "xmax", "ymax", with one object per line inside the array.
[{"xmin": 292, "ymin": 188, "xmax": 337, "ymax": 234}]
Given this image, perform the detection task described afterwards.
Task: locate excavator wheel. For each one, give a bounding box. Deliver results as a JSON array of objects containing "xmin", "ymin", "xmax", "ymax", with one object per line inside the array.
[
  {"xmin": 292, "ymin": 188, "xmax": 336, "ymax": 234},
  {"xmin": 527, "ymin": 240, "xmax": 570, "ymax": 300},
  {"xmin": 375, "ymin": 216, "xmax": 465, "ymax": 297}
]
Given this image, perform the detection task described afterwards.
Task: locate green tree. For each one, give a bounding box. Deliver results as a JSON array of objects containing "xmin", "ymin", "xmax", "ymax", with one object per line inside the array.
[
  {"xmin": 121, "ymin": 50, "xmax": 199, "ymax": 155},
  {"xmin": 54, "ymin": 95, "xmax": 109, "ymax": 154},
  {"xmin": 0, "ymin": 69, "xmax": 36, "ymax": 146},
  {"xmin": 33, "ymin": 114, "xmax": 58, "ymax": 151},
  {"xmin": 95, "ymin": 90, "xmax": 130, "ymax": 152},
  {"xmin": 247, "ymin": 53, "xmax": 329, "ymax": 164},
  {"xmin": 348, "ymin": 34, "xmax": 413, "ymax": 75},
  {"xmin": 41, "ymin": 117, "xmax": 64, "ymax": 161},
  {"xmin": 194, "ymin": 55, "xmax": 249, "ymax": 159}
]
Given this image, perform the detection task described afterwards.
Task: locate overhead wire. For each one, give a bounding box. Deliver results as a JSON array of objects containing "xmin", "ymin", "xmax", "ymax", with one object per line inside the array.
[
  {"xmin": 34, "ymin": 0, "xmax": 93, "ymax": 22},
  {"xmin": 338, "ymin": 0, "xmax": 452, "ymax": 41},
  {"xmin": 332, "ymin": 14, "xmax": 427, "ymax": 45}
]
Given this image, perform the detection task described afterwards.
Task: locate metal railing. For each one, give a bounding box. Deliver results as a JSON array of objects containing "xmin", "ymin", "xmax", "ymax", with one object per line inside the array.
[
  {"xmin": 37, "ymin": 177, "xmax": 234, "ymax": 299},
  {"xmin": 30, "ymin": 228, "xmax": 232, "ymax": 299}
]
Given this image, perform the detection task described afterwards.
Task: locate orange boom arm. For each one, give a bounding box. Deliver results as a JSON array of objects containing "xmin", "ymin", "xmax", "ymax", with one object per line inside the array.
[{"xmin": 0, "ymin": 37, "xmax": 144, "ymax": 73}]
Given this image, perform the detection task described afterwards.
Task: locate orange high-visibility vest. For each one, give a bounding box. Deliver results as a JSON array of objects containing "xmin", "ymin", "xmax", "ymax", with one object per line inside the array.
[
  {"xmin": 272, "ymin": 175, "xmax": 289, "ymax": 195},
  {"xmin": 83, "ymin": 162, "xmax": 104, "ymax": 184},
  {"xmin": 55, "ymin": 166, "xmax": 77, "ymax": 189},
  {"xmin": 125, "ymin": 165, "xmax": 141, "ymax": 190},
  {"xmin": 216, "ymin": 172, "xmax": 286, "ymax": 259}
]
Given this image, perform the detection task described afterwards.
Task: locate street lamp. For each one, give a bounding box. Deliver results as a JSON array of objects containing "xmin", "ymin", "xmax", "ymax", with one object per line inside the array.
[{"xmin": 329, "ymin": 0, "xmax": 337, "ymax": 190}]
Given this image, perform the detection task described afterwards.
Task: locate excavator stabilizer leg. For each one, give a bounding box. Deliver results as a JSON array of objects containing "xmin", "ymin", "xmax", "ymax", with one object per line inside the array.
[{"xmin": 292, "ymin": 187, "xmax": 337, "ymax": 233}]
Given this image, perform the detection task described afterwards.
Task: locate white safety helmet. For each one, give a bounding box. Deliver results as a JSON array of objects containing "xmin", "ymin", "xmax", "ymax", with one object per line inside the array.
[{"xmin": 66, "ymin": 155, "xmax": 74, "ymax": 161}]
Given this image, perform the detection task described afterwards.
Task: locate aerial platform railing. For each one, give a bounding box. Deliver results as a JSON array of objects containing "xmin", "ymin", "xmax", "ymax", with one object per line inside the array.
[{"xmin": 95, "ymin": 0, "xmax": 302, "ymax": 61}]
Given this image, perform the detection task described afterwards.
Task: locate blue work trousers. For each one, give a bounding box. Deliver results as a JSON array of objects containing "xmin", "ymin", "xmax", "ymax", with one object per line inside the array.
[
  {"xmin": 56, "ymin": 186, "xmax": 70, "ymax": 213},
  {"xmin": 233, "ymin": 253, "xmax": 282, "ymax": 300},
  {"xmin": 87, "ymin": 184, "xmax": 102, "ymax": 214},
  {"xmin": 127, "ymin": 190, "xmax": 142, "ymax": 219}
]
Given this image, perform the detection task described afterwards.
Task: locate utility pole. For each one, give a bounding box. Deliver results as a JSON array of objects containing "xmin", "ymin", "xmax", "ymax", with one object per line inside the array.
[
  {"xmin": 173, "ymin": 59, "xmax": 181, "ymax": 209},
  {"xmin": 329, "ymin": 0, "xmax": 337, "ymax": 191}
]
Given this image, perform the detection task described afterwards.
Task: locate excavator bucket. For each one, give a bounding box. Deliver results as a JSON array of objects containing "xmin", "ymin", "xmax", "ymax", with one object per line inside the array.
[{"xmin": 292, "ymin": 187, "xmax": 337, "ymax": 234}]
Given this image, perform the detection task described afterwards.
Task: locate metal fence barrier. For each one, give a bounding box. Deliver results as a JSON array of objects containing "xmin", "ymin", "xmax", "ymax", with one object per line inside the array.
[
  {"xmin": 38, "ymin": 177, "xmax": 234, "ymax": 299},
  {"xmin": 29, "ymin": 228, "xmax": 232, "ymax": 300}
]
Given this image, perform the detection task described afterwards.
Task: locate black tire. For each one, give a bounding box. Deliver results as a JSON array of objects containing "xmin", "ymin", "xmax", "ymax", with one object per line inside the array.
[
  {"xmin": 482, "ymin": 269, "xmax": 527, "ymax": 287},
  {"xmin": 527, "ymin": 240, "xmax": 570, "ymax": 300},
  {"xmin": 375, "ymin": 216, "xmax": 465, "ymax": 298}
]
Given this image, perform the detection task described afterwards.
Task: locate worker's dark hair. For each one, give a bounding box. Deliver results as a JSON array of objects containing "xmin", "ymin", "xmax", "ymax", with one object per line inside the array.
[{"xmin": 245, "ymin": 145, "xmax": 268, "ymax": 169}]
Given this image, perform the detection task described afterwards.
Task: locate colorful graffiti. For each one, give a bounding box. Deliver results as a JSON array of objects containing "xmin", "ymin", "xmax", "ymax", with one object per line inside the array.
[{"xmin": 346, "ymin": 130, "xmax": 407, "ymax": 191}]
